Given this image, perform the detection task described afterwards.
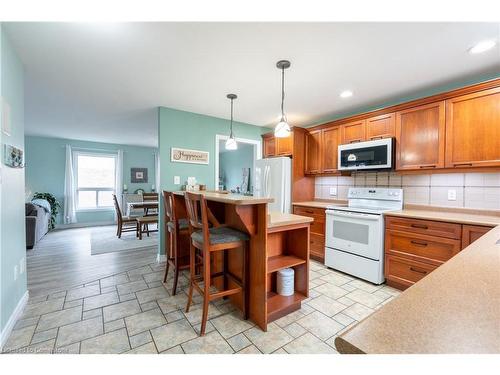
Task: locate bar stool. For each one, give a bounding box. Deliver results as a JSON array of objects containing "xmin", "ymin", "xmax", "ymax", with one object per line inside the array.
[
  {"xmin": 162, "ymin": 191, "xmax": 190, "ymax": 295},
  {"xmin": 184, "ymin": 192, "xmax": 249, "ymax": 336}
]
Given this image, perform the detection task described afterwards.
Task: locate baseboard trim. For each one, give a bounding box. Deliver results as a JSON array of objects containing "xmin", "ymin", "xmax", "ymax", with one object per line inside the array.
[
  {"xmin": 0, "ymin": 290, "xmax": 29, "ymax": 351},
  {"xmin": 156, "ymin": 254, "xmax": 167, "ymax": 263},
  {"xmin": 56, "ymin": 221, "xmax": 115, "ymax": 230}
]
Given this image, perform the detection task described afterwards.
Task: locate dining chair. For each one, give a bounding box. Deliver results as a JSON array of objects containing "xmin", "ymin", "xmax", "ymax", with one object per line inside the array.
[
  {"xmin": 142, "ymin": 192, "xmax": 159, "ymax": 215},
  {"xmin": 184, "ymin": 192, "xmax": 249, "ymax": 336},
  {"xmin": 112, "ymin": 194, "xmax": 138, "ymax": 238}
]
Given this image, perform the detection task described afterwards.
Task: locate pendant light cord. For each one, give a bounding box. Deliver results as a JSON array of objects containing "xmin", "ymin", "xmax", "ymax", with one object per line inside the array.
[
  {"xmin": 281, "ymin": 66, "xmax": 285, "ymax": 119},
  {"xmin": 230, "ymin": 98, "xmax": 234, "ymax": 137}
]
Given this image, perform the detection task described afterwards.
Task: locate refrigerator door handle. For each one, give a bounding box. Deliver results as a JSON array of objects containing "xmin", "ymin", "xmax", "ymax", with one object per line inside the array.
[{"xmin": 265, "ymin": 165, "xmax": 271, "ymax": 197}]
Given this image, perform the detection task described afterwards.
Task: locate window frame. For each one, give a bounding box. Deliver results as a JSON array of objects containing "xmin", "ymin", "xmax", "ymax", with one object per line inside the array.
[{"xmin": 73, "ymin": 150, "xmax": 117, "ymax": 212}]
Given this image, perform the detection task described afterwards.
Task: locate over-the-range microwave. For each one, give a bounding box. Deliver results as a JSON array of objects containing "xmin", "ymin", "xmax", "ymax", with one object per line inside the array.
[{"xmin": 338, "ymin": 138, "xmax": 394, "ymax": 171}]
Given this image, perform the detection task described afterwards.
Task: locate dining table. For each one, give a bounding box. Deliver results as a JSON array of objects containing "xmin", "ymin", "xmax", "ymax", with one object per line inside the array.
[{"xmin": 126, "ymin": 201, "xmax": 159, "ymax": 216}]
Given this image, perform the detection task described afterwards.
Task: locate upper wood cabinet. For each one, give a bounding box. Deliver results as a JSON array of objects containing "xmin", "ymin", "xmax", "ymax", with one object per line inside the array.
[
  {"xmin": 305, "ymin": 130, "xmax": 322, "ymax": 175},
  {"xmin": 276, "ymin": 134, "xmax": 293, "ymax": 156},
  {"xmin": 366, "ymin": 113, "xmax": 396, "ymax": 140},
  {"xmin": 395, "ymin": 101, "xmax": 446, "ymax": 171},
  {"xmin": 263, "ymin": 135, "xmax": 276, "ymax": 158},
  {"xmin": 445, "ymin": 87, "xmax": 500, "ymax": 168},
  {"xmin": 321, "ymin": 127, "xmax": 340, "ymax": 173},
  {"xmin": 341, "ymin": 120, "xmax": 366, "ymax": 144}
]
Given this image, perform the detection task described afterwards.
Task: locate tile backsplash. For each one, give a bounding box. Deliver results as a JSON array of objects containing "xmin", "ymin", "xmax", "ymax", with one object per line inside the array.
[{"xmin": 315, "ymin": 172, "xmax": 500, "ymax": 210}]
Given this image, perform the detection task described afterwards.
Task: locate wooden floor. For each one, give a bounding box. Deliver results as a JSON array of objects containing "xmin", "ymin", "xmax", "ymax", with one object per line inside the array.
[{"xmin": 27, "ymin": 226, "xmax": 158, "ymax": 297}]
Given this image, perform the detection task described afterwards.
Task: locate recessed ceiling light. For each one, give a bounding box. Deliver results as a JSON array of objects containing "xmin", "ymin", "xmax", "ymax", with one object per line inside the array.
[
  {"xmin": 469, "ymin": 40, "xmax": 496, "ymax": 54},
  {"xmin": 340, "ymin": 90, "xmax": 353, "ymax": 98}
]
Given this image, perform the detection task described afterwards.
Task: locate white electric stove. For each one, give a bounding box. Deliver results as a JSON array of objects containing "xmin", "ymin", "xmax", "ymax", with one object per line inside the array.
[{"xmin": 325, "ymin": 187, "xmax": 403, "ymax": 284}]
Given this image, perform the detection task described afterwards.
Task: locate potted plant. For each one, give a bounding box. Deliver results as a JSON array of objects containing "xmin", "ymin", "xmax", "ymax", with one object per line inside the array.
[{"xmin": 32, "ymin": 192, "xmax": 61, "ymax": 230}]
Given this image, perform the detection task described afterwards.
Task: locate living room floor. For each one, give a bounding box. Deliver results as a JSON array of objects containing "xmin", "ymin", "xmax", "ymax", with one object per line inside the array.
[{"xmin": 27, "ymin": 226, "xmax": 158, "ymax": 297}]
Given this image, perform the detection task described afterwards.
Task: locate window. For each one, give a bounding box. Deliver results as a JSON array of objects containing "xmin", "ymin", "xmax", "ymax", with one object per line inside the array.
[{"xmin": 74, "ymin": 152, "xmax": 116, "ymax": 210}]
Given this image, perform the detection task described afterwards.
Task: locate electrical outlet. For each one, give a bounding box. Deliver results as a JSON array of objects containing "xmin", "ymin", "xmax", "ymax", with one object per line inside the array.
[
  {"xmin": 14, "ymin": 265, "xmax": 18, "ymax": 281},
  {"xmin": 174, "ymin": 176, "xmax": 180, "ymax": 185},
  {"xmin": 329, "ymin": 187, "xmax": 337, "ymax": 196},
  {"xmin": 20, "ymin": 257, "xmax": 26, "ymax": 274},
  {"xmin": 447, "ymin": 189, "xmax": 457, "ymax": 201}
]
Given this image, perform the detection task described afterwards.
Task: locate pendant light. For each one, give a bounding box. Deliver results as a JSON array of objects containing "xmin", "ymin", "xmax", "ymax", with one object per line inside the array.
[
  {"xmin": 225, "ymin": 94, "xmax": 238, "ymax": 150},
  {"xmin": 274, "ymin": 59, "xmax": 291, "ymax": 138}
]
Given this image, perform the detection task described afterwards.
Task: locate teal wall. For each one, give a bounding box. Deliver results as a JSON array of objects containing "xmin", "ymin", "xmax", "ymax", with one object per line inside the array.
[
  {"xmin": 25, "ymin": 136, "xmax": 158, "ymax": 225},
  {"xmin": 1, "ymin": 26, "xmax": 27, "ymax": 333},
  {"xmin": 219, "ymin": 143, "xmax": 254, "ymax": 192},
  {"xmin": 157, "ymin": 107, "xmax": 266, "ymax": 254}
]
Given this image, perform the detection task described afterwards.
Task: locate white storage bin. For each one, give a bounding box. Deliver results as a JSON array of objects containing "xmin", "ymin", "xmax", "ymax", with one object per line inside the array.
[{"xmin": 277, "ymin": 268, "xmax": 295, "ymax": 296}]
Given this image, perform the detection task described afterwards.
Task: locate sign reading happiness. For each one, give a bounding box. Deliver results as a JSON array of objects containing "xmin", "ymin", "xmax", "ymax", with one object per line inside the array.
[{"xmin": 171, "ymin": 147, "xmax": 209, "ymax": 165}]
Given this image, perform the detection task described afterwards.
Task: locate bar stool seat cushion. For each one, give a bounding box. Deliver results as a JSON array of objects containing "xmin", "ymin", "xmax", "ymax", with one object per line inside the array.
[
  {"xmin": 167, "ymin": 218, "xmax": 189, "ymax": 231},
  {"xmin": 191, "ymin": 226, "xmax": 249, "ymax": 245}
]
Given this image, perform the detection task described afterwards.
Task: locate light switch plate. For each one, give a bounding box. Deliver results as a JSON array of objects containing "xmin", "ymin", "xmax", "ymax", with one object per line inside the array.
[
  {"xmin": 174, "ymin": 176, "xmax": 180, "ymax": 185},
  {"xmin": 329, "ymin": 187, "xmax": 337, "ymax": 196},
  {"xmin": 447, "ymin": 189, "xmax": 457, "ymax": 201}
]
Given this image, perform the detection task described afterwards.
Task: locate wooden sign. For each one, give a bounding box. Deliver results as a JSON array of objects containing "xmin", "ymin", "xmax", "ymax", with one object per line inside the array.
[{"xmin": 171, "ymin": 147, "xmax": 209, "ymax": 165}]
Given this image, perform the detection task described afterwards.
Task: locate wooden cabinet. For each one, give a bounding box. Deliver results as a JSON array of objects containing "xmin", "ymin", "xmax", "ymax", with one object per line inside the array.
[
  {"xmin": 461, "ymin": 225, "xmax": 492, "ymax": 248},
  {"xmin": 263, "ymin": 135, "xmax": 276, "ymax": 158},
  {"xmin": 445, "ymin": 87, "xmax": 500, "ymax": 168},
  {"xmin": 366, "ymin": 113, "xmax": 396, "ymax": 140},
  {"xmin": 293, "ymin": 205, "xmax": 326, "ymax": 262},
  {"xmin": 385, "ymin": 216, "xmax": 462, "ymax": 290},
  {"xmin": 341, "ymin": 120, "xmax": 366, "ymax": 144},
  {"xmin": 321, "ymin": 127, "xmax": 340, "ymax": 173},
  {"xmin": 395, "ymin": 101, "xmax": 446, "ymax": 170},
  {"xmin": 304, "ymin": 130, "xmax": 322, "ymax": 175},
  {"xmin": 276, "ymin": 134, "xmax": 293, "ymax": 156}
]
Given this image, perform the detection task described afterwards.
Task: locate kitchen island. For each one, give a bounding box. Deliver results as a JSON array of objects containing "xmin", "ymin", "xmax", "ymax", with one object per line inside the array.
[
  {"xmin": 172, "ymin": 192, "xmax": 312, "ymax": 331},
  {"xmin": 335, "ymin": 222, "xmax": 500, "ymax": 354}
]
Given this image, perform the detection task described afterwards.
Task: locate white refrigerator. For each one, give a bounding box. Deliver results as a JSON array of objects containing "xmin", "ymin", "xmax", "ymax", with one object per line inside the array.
[{"xmin": 254, "ymin": 157, "xmax": 292, "ymax": 213}]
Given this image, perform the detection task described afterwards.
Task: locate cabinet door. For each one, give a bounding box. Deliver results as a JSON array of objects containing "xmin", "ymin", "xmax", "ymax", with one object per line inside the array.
[
  {"xmin": 263, "ymin": 136, "xmax": 276, "ymax": 158},
  {"xmin": 305, "ymin": 130, "xmax": 322, "ymax": 175},
  {"xmin": 341, "ymin": 120, "xmax": 366, "ymax": 144},
  {"xmin": 445, "ymin": 88, "xmax": 500, "ymax": 168},
  {"xmin": 461, "ymin": 225, "xmax": 492, "ymax": 249},
  {"xmin": 395, "ymin": 101, "xmax": 445, "ymax": 170},
  {"xmin": 276, "ymin": 133, "xmax": 293, "ymax": 156},
  {"xmin": 321, "ymin": 127, "xmax": 340, "ymax": 173},
  {"xmin": 366, "ymin": 113, "xmax": 396, "ymax": 140}
]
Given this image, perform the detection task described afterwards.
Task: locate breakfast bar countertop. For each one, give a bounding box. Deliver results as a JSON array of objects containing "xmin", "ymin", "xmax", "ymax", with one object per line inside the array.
[
  {"xmin": 335, "ymin": 224, "xmax": 500, "ymax": 354},
  {"xmin": 173, "ymin": 191, "xmax": 274, "ymax": 205}
]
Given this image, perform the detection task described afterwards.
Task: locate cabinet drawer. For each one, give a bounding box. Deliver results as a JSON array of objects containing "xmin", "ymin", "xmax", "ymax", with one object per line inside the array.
[
  {"xmin": 385, "ymin": 229, "xmax": 461, "ymax": 265},
  {"xmin": 385, "ymin": 216, "xmax": 461, "ymax": 239},
  {"xmin": 385, "ymin": 254, "xmax": 437, "ymax": 290},
  {"xmin": 293, "ymin": 205, "xmax": 326, "ymax": 217}
]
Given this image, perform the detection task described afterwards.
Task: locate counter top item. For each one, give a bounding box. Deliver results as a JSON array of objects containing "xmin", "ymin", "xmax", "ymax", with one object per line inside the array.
[
  {"xmin": 335, "ymin": 225, "xmax": 500, "ymax": 354},
  {"xmin": 173, "ymin": 191, "xmax": 274, "ymax": 205},
  {"xmin": 385, "ymin": 205, "xmax": 500, "ymax": 227},
  {"xmin": 268, "ymin": 212, "xmax": 314, "ymax": 229},
  {"xmin": 292, "ymin": 200, "xmax": 347, "ymax": 209}
]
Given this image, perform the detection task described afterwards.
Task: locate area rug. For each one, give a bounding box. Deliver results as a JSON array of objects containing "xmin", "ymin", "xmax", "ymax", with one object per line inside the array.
[{"xmin": 90, "ymin": 225, "xmax": 158, "ymax": 255}]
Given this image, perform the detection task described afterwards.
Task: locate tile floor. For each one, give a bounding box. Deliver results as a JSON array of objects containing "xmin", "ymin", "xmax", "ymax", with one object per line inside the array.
[{"xmin": 3, "ymin": 260, "xmax": 400, "ymax": 354}]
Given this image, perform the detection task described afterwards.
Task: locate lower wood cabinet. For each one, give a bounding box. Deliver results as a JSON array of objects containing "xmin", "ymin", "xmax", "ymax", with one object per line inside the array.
[
  {"xmin": 293, "ymin": 205, "xmax": 326, "ymax": 262},
  {"xmin": 385, "ymin": 216, "xmax": 493, "ymax": 290}
]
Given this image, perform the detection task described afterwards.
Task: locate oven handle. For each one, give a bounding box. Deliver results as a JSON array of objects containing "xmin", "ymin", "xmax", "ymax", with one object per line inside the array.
[{"xmin": 326, "ymin": 210, "xmax": 381, "ymax": 221}]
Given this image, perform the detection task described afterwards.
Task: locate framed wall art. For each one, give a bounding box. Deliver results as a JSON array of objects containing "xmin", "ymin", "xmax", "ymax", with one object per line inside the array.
[{"xmin": 131, "ymin": 167, "xmax": 148, "ymax": 183}]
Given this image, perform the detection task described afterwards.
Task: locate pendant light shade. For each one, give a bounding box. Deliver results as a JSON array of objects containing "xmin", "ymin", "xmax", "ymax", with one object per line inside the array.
[
  {"xmin": 274, "ymin": 60, "xmax": 291, "ymax": 138},
  {"xmin": 225, "ymin": 94, "xmax": 238, "ymax": 150}
]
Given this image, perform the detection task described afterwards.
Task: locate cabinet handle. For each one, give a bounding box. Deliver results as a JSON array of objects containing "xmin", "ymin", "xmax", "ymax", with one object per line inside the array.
[
  {"xmin": 409, "ymin": 267, "xmax": 427, "ymax": 275},
  {"xmin": 410, "ymin": 240, "xmax": 428, "ymax": 247},
  {"xmin": 304, "ymin": 210, "xmax": 314, "ymax": 214},
  {"xmin": 419, "ymin": 164, "xmax": 437, "ymax": 169},
  {"xmin": 411, "ymin": 223, "xmax": 428, "ymax": 229},
  {"xmin": 453, "ymin": 163, "xmax": 473, "ymax": 167},
  {"xmin": 349, "ymin": 139, "xmax": 362, "ymax": 143},
  {"xmin": 370, "ymin": 136, "xmax": 383, "ymax": 140}
]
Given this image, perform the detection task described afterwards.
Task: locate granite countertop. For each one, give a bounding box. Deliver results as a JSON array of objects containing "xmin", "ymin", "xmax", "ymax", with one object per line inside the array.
[
  {"xmin": 173, "ymin": 191, "xmax": 274, "ymax": 205},
  {"xmin": 335, "ymin": 224, "xmax": 500, "ymax": 354},
  {"xmin": 267, "ymin": 212, "xmax": 314, "ymax": 229},
  {"xmin": 385, "ymin": 205, "xmax": 500, "ymax": 227},
  {"xmin": 292, "ymin": 200, "xmax": 347, "ymax": 209}
]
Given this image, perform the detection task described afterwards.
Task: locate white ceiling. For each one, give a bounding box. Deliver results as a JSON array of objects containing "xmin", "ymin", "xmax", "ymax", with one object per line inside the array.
[{"xmin": 5, "ymin": 22, "xmax": 500, "ymax": 148}]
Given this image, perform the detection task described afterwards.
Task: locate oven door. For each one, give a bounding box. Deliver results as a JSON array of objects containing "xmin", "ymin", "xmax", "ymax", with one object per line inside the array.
[{"xmin": 325, "ymin": 210, "xmax": 383, "ymax": 260}]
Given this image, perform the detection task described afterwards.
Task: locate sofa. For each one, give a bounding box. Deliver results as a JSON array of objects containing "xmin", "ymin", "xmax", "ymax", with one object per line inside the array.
[{"xmin": 25, "ymin": 202, "xmax": 51, "ymax": 249}]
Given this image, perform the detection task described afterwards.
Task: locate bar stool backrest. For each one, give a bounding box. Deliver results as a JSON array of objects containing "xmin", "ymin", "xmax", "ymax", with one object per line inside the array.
[
  {"xmin": 162, "ymin": 191, "xmax": 175, "ymax": 222},
  {"xmin": 143, "ymin": 192, "xmax": 158, "ymax": 202},
  {"xmin": 184, "ymin": 192, "xmax": 210, "ymax": 244}
]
